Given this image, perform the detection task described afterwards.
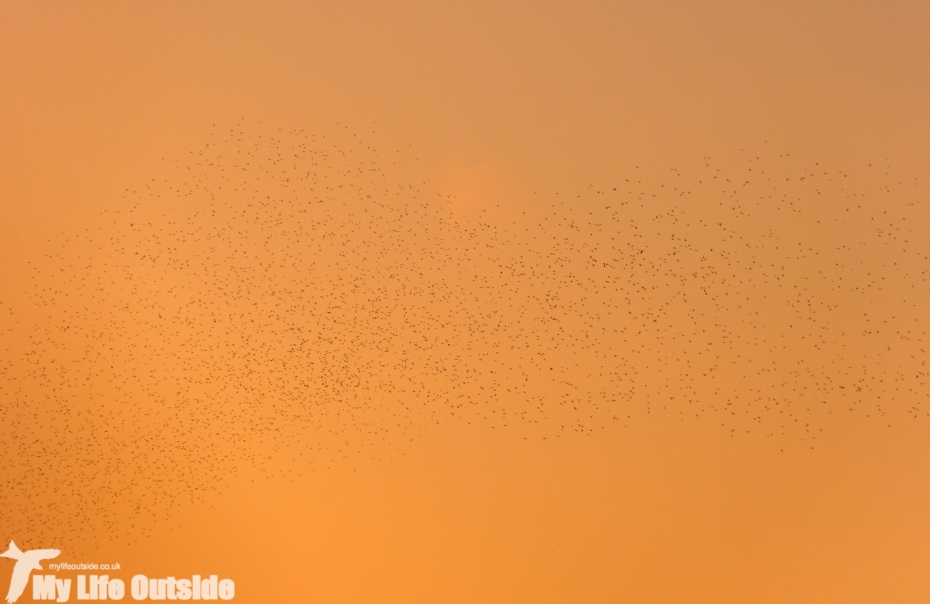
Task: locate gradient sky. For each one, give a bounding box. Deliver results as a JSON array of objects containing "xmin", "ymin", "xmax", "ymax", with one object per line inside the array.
[{"xmin": 2, "ymin": 2, "xmax": 930, "ymax": 603}]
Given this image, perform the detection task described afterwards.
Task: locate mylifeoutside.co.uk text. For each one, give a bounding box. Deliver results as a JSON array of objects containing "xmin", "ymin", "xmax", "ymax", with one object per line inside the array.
[{"xmin": 48, "ymin": 563, "xmax": 122, "ymax": 571}]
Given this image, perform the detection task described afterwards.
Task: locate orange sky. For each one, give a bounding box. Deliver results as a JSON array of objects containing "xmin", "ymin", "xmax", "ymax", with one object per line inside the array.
[{"xmin": 2, "ymin": 2, "xmax": 930, "ymax": 602}]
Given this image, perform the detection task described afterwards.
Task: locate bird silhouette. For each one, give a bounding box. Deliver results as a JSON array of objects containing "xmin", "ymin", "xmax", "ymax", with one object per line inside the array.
[{"xmin": 1, "ymin": 541, "xmax": 60, "ymax": 604}]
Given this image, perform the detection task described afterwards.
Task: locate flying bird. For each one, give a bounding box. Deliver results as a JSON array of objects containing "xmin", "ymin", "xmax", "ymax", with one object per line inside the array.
[{"xmin": 1, "ymin": 541, "xmax": 60, "ymax": 604}]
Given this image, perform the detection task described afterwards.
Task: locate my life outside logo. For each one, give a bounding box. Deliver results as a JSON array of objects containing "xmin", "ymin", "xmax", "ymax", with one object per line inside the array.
[{"xmin": 1, "ymin": 541, "xmax": 235, "ymax": 602}]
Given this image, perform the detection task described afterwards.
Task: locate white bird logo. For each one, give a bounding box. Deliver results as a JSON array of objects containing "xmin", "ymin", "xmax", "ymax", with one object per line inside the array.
[{"xmin": 1, "ymin": 541, "xmax": 60, "ymax": 604}]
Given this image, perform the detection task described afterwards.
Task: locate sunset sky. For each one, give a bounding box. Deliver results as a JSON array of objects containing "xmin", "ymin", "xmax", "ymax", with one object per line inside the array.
[{"xmin": 2, "ymin": 2, "xmax": 929, "ymax": 602}]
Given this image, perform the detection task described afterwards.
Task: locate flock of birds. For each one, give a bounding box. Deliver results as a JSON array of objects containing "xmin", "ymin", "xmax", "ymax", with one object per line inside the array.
[{"xmin": 0, "ymin": 123, "xmax": 927, "ymax": 544}]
